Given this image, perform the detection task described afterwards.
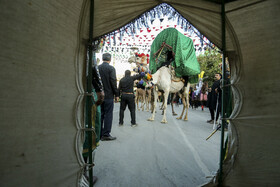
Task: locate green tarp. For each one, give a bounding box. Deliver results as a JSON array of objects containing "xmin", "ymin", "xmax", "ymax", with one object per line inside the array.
[{"xmin": 149, "ymin": 28, "xmax": 200, "ymax": 83}]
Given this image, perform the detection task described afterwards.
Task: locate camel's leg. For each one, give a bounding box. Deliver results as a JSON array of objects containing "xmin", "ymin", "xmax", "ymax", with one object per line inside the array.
[
  {"xmin": 171, "ymin": 93, "xmax": 178, "ymax": 116},
  {"xmin": 161, "ymin": 94, "xmax": 165, "ymax": 115},
  {"xmin": 183, "ymin": 83, "xmax": 190, "ymax": 121},
  {"xmin": 141, "ymin": 92, "xmax": 145, "ymax": 111},
  {"xmin": 145, "ymin": 90, "xmax": 151, "ymax": 111},
  {"xmin": 161, "ymin": 90, "xmax": 169, "ymax": 123},
  {"xmin": 148, "ymin": 88, "xmax": 158, "ymax": 121},
  {"xmin": 177, "ymin": 92, "xmax": 185, "ymax": 120},
  {"xmin": 135, "ymin": 90, "xmax": 140, "ymax": 110},
  {"xmin": 150, "ymin": 89, "xmax": 154, "ymax": 113},
  {"xmin": 145, "ymin": 97, "xmax": 149, "ymax": 111}
]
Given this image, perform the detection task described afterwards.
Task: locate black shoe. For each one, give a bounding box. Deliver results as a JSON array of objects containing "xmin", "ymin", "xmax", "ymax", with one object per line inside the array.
[
  {"xmin": 119, "ymin": 123, "xmax": 123, "ymax": 126},
  {"xmin": 207, "ymin": 119, "xmax": 213, "ymax": 123},
  {"xmin": 101, "ymin": 135, "xmax": 116, "ymax": 141}
]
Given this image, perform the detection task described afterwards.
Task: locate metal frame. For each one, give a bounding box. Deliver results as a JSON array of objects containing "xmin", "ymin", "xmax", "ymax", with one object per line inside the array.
[
  {"xmin": 86, "ymin": 0, "xmax": 95, "ymax": 186},
  {"xmin": 219, "ymin": 0, "xmax": 226, "ymax": 185}
]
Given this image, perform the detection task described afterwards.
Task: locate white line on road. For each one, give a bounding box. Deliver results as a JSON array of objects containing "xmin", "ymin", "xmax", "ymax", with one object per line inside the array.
[{"xmin": 173, "ymin": 118, "xmax": 211, "ymax": 177}]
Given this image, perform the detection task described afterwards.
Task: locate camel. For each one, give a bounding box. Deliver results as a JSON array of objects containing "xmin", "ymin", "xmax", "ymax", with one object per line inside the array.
[
  {"xmin": 148, "ymin": 66, "xmax": 190, "ymax": 123},
  {"xmin": 135, "ymin": 87, "xmax": 146, "ymax": 111},
  {"xmin": 144, "ymin": 81, "xmax": 154, "ymax": 112}
]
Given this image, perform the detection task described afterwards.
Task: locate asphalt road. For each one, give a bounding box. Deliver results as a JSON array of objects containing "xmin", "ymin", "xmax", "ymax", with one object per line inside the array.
[{"xmin": 93, "ymin": 103, "xmax": 221, "ymax": 187}]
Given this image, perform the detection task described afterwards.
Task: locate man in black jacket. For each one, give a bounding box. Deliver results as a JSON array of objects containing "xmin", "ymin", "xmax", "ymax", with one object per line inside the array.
[
  {"xmin": 118, "ymin": 70, "xmax": 144, "ymax": 127},
  {"xmin": 207, "ymin": 73, "xmax": 222, "ymax": 124},
  {"xmin": 98, "ymin": 53, "xmax": 119, "ymax": 141}
]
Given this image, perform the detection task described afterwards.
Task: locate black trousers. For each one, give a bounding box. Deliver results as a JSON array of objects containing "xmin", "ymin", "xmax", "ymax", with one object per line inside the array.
[
  {"xmin": 119, "ymin": 94, "xmax": 136, "ymax": 125},
  {"xmin": 101, "ymin": 99, "xmax": 114, "ymax": 137},
  {"xmin": 209, "ymin": 104, "xmax": 221, "ymax": 121}
]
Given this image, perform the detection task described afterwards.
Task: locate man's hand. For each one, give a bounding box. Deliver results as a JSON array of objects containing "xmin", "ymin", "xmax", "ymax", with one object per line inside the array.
[
  {"xmin": 95, "ymin": 91, "xmax": 104, "ymax": 106},
  {"xmin": 115, "ymin": 97, "xmax": 119, "ymax": 103},
  {"xmin": 215, "ymin": 88, "xmax": 218, "ymax": 93}
]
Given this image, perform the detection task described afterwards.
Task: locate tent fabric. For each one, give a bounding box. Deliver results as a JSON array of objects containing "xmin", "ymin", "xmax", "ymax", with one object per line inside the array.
[
  {"xmin": 1, "ymin": 0, "xmax": 280, "ymax": 186},
  {"xmin": 0, "ymin": 0, "xmax": 87, "ymax": 186},
  {"xmin": 149, "ymin": 28, "xmax": 200, "ymax": 78}
]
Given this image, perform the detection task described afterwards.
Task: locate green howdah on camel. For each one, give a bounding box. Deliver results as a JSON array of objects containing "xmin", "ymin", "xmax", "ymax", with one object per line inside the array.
[{"xmin": 149, "ymin": 27, "xmax": 200, "ymax": 84}]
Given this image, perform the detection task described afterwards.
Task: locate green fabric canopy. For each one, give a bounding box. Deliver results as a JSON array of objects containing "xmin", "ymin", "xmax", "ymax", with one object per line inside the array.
[{"xmin": 149, "ymin": 28, "xmax": 200, "ymax": 82}]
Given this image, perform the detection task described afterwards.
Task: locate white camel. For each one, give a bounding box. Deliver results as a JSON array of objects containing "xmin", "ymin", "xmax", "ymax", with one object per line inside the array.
[{"xmin": 148, "ymin": 66, "xmax": 190, "ymax": 123}]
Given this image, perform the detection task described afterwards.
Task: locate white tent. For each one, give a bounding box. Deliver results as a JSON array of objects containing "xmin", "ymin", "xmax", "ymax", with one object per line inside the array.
[{"xmin": 0, "ymin": 0, "xmax": 279, "ymax": 186}]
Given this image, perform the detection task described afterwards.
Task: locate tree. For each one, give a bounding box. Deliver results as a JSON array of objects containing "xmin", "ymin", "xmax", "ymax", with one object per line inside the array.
[{"xmin": 197, "ymin": 48, "xmax": 222, "ymax": 86}]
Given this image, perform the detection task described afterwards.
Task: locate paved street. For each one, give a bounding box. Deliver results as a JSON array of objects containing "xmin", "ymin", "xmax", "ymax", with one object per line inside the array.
[{"xmin": 93, "ymin": 103, "xmax": 221, "ymax": 187}]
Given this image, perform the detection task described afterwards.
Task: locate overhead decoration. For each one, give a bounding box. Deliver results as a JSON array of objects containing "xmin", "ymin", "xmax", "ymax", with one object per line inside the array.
[{"xmin": 98, "ymin": 3, "xmax": 214, "ymax": 50}]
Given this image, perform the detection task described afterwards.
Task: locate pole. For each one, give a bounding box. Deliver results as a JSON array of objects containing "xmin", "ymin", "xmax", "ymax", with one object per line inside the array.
[
  {"xmin": 87, "ymin": 0, "xmax": 94, "ymax": 186},
  {"xmin": 218, "ymin": 0, "xmax": 226, "ymax": 186}
]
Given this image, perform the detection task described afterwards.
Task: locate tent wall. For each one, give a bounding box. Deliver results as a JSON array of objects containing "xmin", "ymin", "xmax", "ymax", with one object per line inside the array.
[
  {"xmin": 0, "ymin": 0, "xmax": 84, "ymax": 186},
  {"xmin": 223, "ymin": 0, "xmax": 280, "ymax": 185},
  {"xmin": 1, "ymin": 0, "xmax": 280, "ymax": 186}
]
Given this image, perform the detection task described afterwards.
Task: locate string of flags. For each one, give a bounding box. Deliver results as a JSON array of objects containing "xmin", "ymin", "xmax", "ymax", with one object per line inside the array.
[{"xmin": 97, "ymin": 3, "xmax": 215, "ymax": 62}]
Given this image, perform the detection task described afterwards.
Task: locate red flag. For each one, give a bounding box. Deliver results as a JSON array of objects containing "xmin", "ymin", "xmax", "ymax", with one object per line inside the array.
[
  {"xmin": 174, "ymin": 25, "xmax": 177, "ymax": 28},
  {"xmin": 167, "ymin": 25, "xmax": 169, "ymax": 27},
  {"xmin": 140, "ymin": 29, "xmax": 143, "ymax": 33},
  {"xmin": 153, "ymin": 27, "xmax": 155, "ymax": 29},
  {"xmin": 160, "ymin": 26, "xmax": 163, "ymax": 29}
]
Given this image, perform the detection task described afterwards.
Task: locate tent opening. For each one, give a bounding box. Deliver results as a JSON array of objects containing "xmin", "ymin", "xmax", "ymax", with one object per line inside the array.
[{"xmin": 79, "ymin": 2, "xmax": 235, "ymax": 186}]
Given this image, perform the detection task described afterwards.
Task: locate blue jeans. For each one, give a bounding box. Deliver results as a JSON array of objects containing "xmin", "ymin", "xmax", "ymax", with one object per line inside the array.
[{"xmin": 100, "ymin": 99, "xmax": 114, "ymax": 137}]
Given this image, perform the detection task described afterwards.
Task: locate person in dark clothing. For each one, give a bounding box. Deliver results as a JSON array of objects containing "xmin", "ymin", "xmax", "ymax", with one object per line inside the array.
[
  {"xmin": 118, "ymin": 70, "xmax": 143, "ymax": 127},
  {"xmin": 92, "ymin": 61, "xmax": 104, "ymax": 105},
  {"xmin": 157, "ymin": 50, "xmax": 174, "ymax": 70},
  {"xmin": 98, "ymin": 53, "xmax": 119, "ymax": 141},
  {"xmin": 83, "ymin": 49, "xmax": 104, "ymax": 184},
  {"xmin": 207, "ymin": 73, "xmax": 222, "ymax": 124}
]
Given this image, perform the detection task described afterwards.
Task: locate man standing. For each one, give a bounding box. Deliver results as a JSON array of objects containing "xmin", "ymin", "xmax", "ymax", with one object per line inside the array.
[
  {"xmin": 98, "ymin": 53, "xmax": 119, "ymax": 141},
  {"xmin": 118, "ymin": 70, "xmax": 143, "ymax": 127},
  {"xmin": 207, "ymin": 73, "xmax": 222, "ymax": 124}
]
